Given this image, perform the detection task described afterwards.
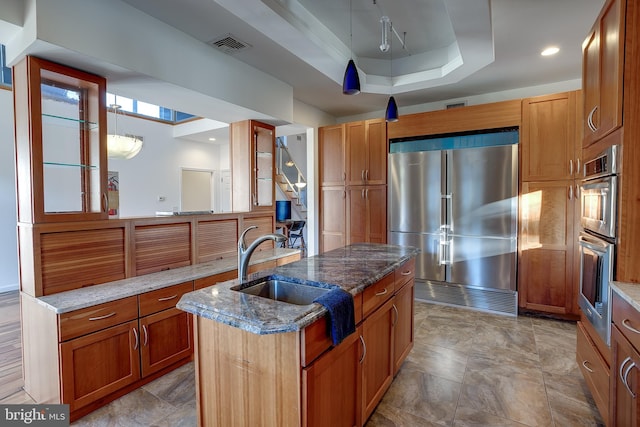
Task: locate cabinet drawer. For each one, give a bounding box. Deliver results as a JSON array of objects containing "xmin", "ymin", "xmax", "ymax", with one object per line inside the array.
[
  {"xmin": 59, "ymin": 296, "xmax": 138, "ymax": 342},
  {"xmin": 612, "ymin": 291, "xmax": 640, "ymax": 350},
  {"xmin": 576, "ymin": 321, "xmax": 610, "ymax": 422},
  {"xmin": 394, "ymin": 258, "xmax": 415, "ymax": 291},
  {"xmin": 139, "ymin": 281, "xmax": 194, "ymax": 317},
  {"xmin": 363, "ymin": 273, "xmax": 394, "ymax": 317},
  {"xmin": 194, "ymin": 270, "xmax": 238, "ymax": 290}
]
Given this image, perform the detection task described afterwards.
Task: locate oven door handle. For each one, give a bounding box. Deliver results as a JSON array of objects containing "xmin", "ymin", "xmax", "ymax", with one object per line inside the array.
[{"xmin": 579, "ymin": 235, "xmax": 609, "ymax": 253}]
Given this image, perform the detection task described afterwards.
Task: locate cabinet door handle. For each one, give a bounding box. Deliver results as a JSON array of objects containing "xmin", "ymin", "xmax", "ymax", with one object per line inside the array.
[
  {"xmin": 587, "ymin": 106, "xmax": 599, "ymax": 132},
  {"xmin": 342, "ymin": 172, "xmax": 346, "ymax": 182},
  {"xmin": 375, "ymin": 288, "xmax": 388, "ymax": 297},
  {"xmin": 142, "ymin": 324, "xmax": 149, "ymax": 347},
  {"xmin": 619, "ymin": 356, "xmax": 632, "ymax": 386},
  {"xmin": 157, "ymin": 294, "xmax": 178, "ymax": 302},
  {"xmin": 366, "ymin": 170, "xmax": 370, "ymax": 181},
  {"xmin": 365, "ymin": 189, "xmax": 369, "ymax": 199},
  {"xmin": 622, "ymin": 359, "xmax": 637, "ymax": 398},
  {"xmin": 361, "ymin": 170, "xmax": 365, "ymax": 181},
  {"xmin": 392, "ymin": 304, "xmax": 399, "ymax": 326},
  {"xmin": 361, "ymin": 189, "xmax": 365, "ymax": 199},
  {"xmin": 582, "ymin": 360, "xmax": 594, "ymax": 373},
  {"xmin": 89, "ymin": 312, "xmax": 116, "ymax": 321},
  {"xmin": 401, "ymin": 270, "xmax": 412, "ymax": 276},
  {"xmin": 569, "ymin": 159, "xmax": 573, "ymax": 175},
  {"xmin": 622, "ymin": 319, "xmax": 640, "ymax": 335},
  {"xmin": 569, "ymin": 185, "xmax": 573, "ymax": 200},
  {"xmin": 133, "ymin": 327, "xmax": 139, "ymax": 350},
  {"xmin": 576, "ymin": 158, "xmax": 581, "ymax": 177},
  {"xmin": 102, "ymin": 192, "xmax": 108, "ymax": 213},
  {"xmin": 359, "ymin": 335, "xmax": 366, "ymax": 364}
]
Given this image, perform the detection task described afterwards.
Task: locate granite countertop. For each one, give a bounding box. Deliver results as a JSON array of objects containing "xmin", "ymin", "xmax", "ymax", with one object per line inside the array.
[
  {"xmin": 33, "ymin": 248, "xmax": 300, "ymax": 314},
  {"xmin": 611, "ymin": 281, "xmax": 640, "ymax": 312},
  {"xmin": 177, "ymin": 243, "xmax": 420, "ymax": 335}
]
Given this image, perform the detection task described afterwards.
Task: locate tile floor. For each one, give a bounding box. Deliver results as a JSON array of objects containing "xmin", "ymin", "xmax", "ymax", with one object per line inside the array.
[
  {"xmin": 3, "ymin": 294, "xmax": 604, "ymax": 426},
  {"xmin": 69, "ymin": 301, "xmax": 604, "ymax": 426}
]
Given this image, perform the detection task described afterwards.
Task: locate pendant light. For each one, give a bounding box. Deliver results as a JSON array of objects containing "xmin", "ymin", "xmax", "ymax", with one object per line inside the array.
[
  {"xmin": 385, "ymin": 25, "xmax": 399, "ymax": 122},
  {"xmin": 342, "ymin": 0, "xmax": 361, "ymax": 95},
  {"xmin": 107, "ymin": 103, "xmax": 144, "ymax": 159}
]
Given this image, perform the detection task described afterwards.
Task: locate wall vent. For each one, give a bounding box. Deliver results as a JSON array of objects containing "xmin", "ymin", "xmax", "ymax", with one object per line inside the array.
[
  {"xmin": 208, "ymin": 33, "xmax": 252, "ymax": 55},
  {"xmin": 446, "ymin": 101, "xmax": 467, "ymax": 109}
]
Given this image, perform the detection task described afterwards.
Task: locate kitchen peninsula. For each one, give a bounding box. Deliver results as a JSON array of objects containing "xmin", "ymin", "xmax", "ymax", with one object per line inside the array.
[{"xmin": 178, "ymin": 243, "xmax": 418, "ymax": 427}]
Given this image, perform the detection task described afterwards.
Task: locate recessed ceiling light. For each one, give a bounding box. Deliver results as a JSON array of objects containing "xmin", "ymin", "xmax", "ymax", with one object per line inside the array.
[
  {"xmin": 208, "ymin": 137, "xmax": 216, "ymax": 141},
  {"xmin": 541, "ymin": 46, "xmax": 560, "ymax": 56}
]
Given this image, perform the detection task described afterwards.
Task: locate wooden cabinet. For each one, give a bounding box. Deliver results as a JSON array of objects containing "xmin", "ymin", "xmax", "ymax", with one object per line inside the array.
[
  {"xmin": 302, "ymin": 326, "xmax": 362, "ymax": 427},
  {"xmin": 320, "ymin": 186, "xmax": 346, "ymax": 252},
  {"xmin": 393, "ymin": 279, "xmax": 414, "ymax": 375},
  {"xmin": 582, "ymin": 0, "xmax": 625, "ymax": 148},
  {"xmin": 348, "ymin": 185, "xmax": 387, "ymax": 245},
  {"xmin": 519, "ymin": 180, "xmax": 576, "ymax": 314},
  {"xmin": 521, "ymin": 92, "xmax": 578, "ymax": 181},
  {"xmin": 13, "ymin": 56, "xmax": 107, "ymax": 223},
  {"xmin": 134, "ymin": 221, "xmax": 192, "ymax": 275},
  {"xmin": 319, "ymin": 119, "xmax": 387, "ymax": 252},
  {"xmin": 361, "ymin": 296, "xmax": 395, "ymax": 421},
  {"xmin": 576, "ymin": 321, "xmax": 610, "ymax": 424},
  {"xmin": 519, "ymin": 91, "xmax": 581, "ymax": 317},
  {"xmin": 60, "ymin": 320, "xmax": 140, "ymax": 412},
  {"xmin": 611, "ymin": 291, "xmax": 640, "ymax": 425},
  {"xmin": 346, "ymin": 119, "xmax": 387, "ymax": 186},
  {"xmin": 139, "ymin": 308, "xmax": 192, "ymax": 376},
  {"xmin": 230, "ymin": 120, "xmax": 276, "ymax": 212}
]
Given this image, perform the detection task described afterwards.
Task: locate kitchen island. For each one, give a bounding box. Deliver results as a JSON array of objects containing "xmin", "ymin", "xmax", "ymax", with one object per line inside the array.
[{"xmin": 178, "ymin": 243, "xmax": 418, "ymax": 427}]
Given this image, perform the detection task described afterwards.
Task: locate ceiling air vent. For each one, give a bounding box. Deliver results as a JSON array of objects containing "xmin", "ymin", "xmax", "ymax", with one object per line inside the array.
[{"xmin": 208, "ymin": 33, "xmax": 252, "ymax": 55}]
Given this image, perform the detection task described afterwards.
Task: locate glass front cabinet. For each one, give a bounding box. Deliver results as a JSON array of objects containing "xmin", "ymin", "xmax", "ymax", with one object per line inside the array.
[{"xmin": 13, "ymin": 56, "xmax": 107, "ymax": 223}]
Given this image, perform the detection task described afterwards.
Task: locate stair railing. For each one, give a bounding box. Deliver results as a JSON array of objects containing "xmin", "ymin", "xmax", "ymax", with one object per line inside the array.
[{"xmin": 276, "ymin": 137, "xmax": 307, "ymax": 209}]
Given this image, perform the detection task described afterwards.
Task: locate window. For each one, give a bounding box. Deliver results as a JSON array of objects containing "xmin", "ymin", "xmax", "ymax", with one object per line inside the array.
[
  {"xmin": 106, "ymin": 93, "xmax": 196, "ymax": 123},
  {"xmin": 0, "ymin": 44, "xmax": 12, "ymax": 88}
]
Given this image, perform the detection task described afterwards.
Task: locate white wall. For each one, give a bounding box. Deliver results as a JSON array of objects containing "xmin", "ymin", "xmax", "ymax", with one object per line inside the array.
[
  {"xmin": 107, "ymin": 113, "xmax": 226, "ymax": 217},
  {"xmin": 0, "ymin": 88, "xmax": 18, "ymax": 292}
]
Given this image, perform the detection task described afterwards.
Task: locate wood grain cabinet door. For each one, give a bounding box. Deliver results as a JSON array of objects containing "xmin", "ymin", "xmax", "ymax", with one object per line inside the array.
[
  {"xmin": 361, "ymin": 297, "xmax": 395, "ymax": 423},
  {"xmin": 393, "ymin": 280, "xmax": 414, "ymax": 375},
  {"xmin": 60, "ymin": 320, "xmax": 140, "ymax": 412},
  {"xmin": 319, "ymin": 124, "xmax": 346, "ymax": 187},
  {"xmin": 518, "ymin": 180, "xmax": 575, "ymax": 314},
  {"xmin": 302, "ymin": 327, "xmax": 362, "ymax": 427},
  {"xmin": 611, "ymin": 325, "xmax": 640, "ymax": 427},
  {"xmin": 139, "ymin": 308, "xmax": 193, "ymax": 377}
]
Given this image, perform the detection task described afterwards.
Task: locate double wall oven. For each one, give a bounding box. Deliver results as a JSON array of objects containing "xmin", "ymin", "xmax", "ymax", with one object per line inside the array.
[{"xmin": 578, "ymin": 145, "xmax": 620, "ymax": 346}]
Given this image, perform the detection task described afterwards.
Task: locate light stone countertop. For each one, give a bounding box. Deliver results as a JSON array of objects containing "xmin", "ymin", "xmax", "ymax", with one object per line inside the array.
[
  {"xmin": 611, "ymin": 281, "xmax": 640, "ymax": 312},
  {"xmin": 34, "ymin": 248, "xmax": 300, "ymax": 314},
  {"xmin": 177, "ymin": 243, "xmax": 420, "ymax": 335}
]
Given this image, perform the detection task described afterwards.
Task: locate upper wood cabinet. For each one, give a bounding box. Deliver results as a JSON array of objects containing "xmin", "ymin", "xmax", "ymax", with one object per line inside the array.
[
  {"xmin": 347, "ymin": 118, "xmax": 387, "ymax": 186},
  {"xmin": 319, "ymin": 124, "xmax": 346, "ymax": 187},
  {"xmin": 582, "ymin": 0, "xmax": 625, "ymax": 147},
  {"xmin": 230, "ymin": 120, "xmax": 275, "ymax": 212},
  {"xmin": 521, "ymin": 92, "xmax": 579, "ymax": 181},
  {"xmin": 13, "ymin": 56, "xmax": 108, "ymax": 223}
]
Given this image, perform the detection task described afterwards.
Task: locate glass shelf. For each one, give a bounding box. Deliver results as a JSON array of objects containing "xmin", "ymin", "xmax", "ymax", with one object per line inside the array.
[
  {"xmin": 42, "ymin": 113, "xmax": 99, "ymax": 130},
  {"xmin": 44, "ymin": 161, "xmax": 99, "ymax": 170}
]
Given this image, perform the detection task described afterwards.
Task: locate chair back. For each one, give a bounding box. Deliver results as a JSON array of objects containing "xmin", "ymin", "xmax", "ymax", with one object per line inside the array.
[{"xmin": 290, "ymin": 220, "xmax": 305, "ymax": 233}]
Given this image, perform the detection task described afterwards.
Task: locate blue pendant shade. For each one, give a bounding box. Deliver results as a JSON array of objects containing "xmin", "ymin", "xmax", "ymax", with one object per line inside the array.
[
  {"xmin": 385, "ymin": 96, "xmax": 399, "ymax": 122},
  {"xmin": 342, "ymin": 59, "xmax": 361, "ymax": 95}
]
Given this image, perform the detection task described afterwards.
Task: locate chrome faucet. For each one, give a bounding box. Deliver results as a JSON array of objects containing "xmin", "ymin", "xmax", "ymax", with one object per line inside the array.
[{"xmin": 238, "ymin": 226, "xmax": 286, "ymax": 282}]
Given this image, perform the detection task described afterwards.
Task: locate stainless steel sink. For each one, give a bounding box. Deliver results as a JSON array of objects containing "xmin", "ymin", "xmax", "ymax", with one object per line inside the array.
[{"xmin": 231, "ymin": 277, "xmax": 331, "ymax": 305}]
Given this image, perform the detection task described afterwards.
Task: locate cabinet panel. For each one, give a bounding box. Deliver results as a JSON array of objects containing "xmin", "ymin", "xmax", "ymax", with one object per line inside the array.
[
  {"xmin": 60, "ymin": 320, "xmax": 140, "ymax": 412},
  {"xmin": 521, "ymin": 92, "xmax": 576, "ymax": 181},
  {"xmin": 134, "ymin": 222, "xmax": 191, "ymax": 275},
  {"xmin": 367, "ymin": 185, "xmax": 387, "ymax": 244},
  {"xmin": 611, "ymin": 325, "xmax": 639, "ymax": 426},
  {"xmin": 196, "ymin": 218, "xmax": 238, "ymax": 263},
  {"xmin": 320, "ymin": 187, "xmax": 346, "ymax": 253},
  {"xmin": 365, "ymin": 118, "xmax": 387, "ymax": 185},
  {"xmin": 59, "ymin": 296, "xmax": 138, "ymax": 342},
  {"xmin": 139, "ymin": 281, "xmax": 194, "ymax": 317},
  {"xmin": 40, "ymin": 227, "xmax": 126, "ymax": 295},
  {"xmin": 140, "ymin": 308, "xmax": 193, "ymax": 377},
  {"xmin": 242, "ymin": 215, "xmax": 275, "ymax": 252},
  {"xmin": 519, "ymin": 181, "xmax": 575, "ymax": 314},
  {"xmin": 194, "ymin": 270, "xmax": 238, "ymax": 290},
  {"xmin": 319, "ymin": 125, "xmax": 346, "ymax": 186},
  {"xmin": 393, "ymin": 280, "xmax": 414, "ymax": 375},
  {"xmin": 582, "ymin": 0, "xmax": 625, "ymax": 147},
  {"xmin": 361, "ymin": 297, "xmax": 394, "ymax": 422},
  {"xmin": 363, "ymin": 273, "xmax": 394, "ymax": 318},
  {"xmin": 577, "ymin": 321, "xmax": 610, "ymax": 424},
  {"xmin": 13, "ymin": 56, "xmax": 108, "ymax": 224},
  {"xmin": 302, "ymin": 327, "xmax": 362, "ymax": 427},
  {"xmin": 347, "ymin": 122, "xmax": 366, "ymax": 185}
]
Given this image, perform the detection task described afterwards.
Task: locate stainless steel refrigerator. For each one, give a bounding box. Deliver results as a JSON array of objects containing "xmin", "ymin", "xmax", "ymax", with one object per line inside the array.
[{"xmin": 388, "ymin": 129, "xmax": 519, "ymax": 315}]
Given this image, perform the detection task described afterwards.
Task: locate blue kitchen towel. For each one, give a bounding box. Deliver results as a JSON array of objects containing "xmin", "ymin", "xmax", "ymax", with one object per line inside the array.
[{"xmin": 313, "ymin": 287, "xmax": 356, "ymax": 346}]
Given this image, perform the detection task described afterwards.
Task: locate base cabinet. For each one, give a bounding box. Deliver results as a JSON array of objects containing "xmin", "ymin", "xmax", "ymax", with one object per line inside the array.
[
  {"xmin": 393, "ymin": 280, "xmax": 414, "ymax": 375},
  {"xmin": 302, "ymin": 326, "xmax": 362, "ymax": 427},
  {"xmin": 611, "ymin": 325, "xmax": 640, "ymax": 426},
  {"xmin": 576, "ymin": 321, "xmax": 610, "ymax": 424},
  {"xmin": 140, "ymin": 308, "xmax": 193, "ymax": 376},
  {"xmin": 60, "ymin": 320, "xmax": 140, "ymax": 412}
]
